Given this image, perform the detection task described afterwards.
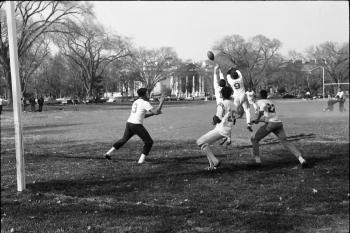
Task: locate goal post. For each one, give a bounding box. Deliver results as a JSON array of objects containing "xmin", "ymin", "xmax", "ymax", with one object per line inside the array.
[{"xmin": 6, "ymin": 1, "xmax": 26, "ymax": 191}]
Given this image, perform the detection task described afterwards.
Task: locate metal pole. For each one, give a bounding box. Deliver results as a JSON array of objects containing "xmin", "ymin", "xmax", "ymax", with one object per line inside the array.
[
  {"xmin": 322, "ymin": 66, "xmax": 325, "ymax": 99},
  {"xmin": 6, "ymin": 1, "xmax": 26, "ymax": 191}
]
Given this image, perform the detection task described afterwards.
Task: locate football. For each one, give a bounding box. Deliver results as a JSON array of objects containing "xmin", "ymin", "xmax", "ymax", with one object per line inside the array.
[{"xmin": 207, "ymin": 51, "xmax": 215, "ymax": 61}]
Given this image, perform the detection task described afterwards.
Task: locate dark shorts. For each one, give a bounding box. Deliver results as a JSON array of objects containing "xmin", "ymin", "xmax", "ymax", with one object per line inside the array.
[{"xmin": 252, "ymin": 121, "xmax": 286, "ymax": 142}]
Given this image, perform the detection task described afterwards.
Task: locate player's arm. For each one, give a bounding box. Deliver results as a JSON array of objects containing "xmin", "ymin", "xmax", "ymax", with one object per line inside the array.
[
  {"xmin": 212, "ymin": 102, "xmax": 224, "ymax": 125},
  {"xmin": 145, "ymin": 97, "xmax": 165, "ymax": 118}
]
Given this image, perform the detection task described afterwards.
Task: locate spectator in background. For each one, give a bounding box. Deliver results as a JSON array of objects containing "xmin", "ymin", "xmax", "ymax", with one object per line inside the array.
[
  {"xmin": 21, "ymin": 97, "xmax": 26, "ymax": 112},
  {"xmin": 29, "ymin": 96, "xmax": 36, "ymax": 112},
  {"xmin": 335, "ymin": 87, "xmax": 346, "ymax": 112},
  {"xmin": 305, "ymin": 90, "xmax": 311, "ymax": 100},
  {"xmin": 38, "ymin": 95, "xmax": 44, "ymax": 112},
  {"xmin": 0, "ymin": 96, "xmax": 5, "ymax": 115}
]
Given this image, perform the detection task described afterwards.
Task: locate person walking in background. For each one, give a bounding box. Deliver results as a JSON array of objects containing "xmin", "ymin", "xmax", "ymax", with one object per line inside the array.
[
  {"xmin": 103, "ymin": 88, "xmax": 165, "ymax": 164},
  {"xmin": 29, "ymin": 96, "xmax": 36, "ymax": 112},
  {"xmin": 0, "ymin": 96, "xmax": 5, "ymax": 115},
  {"xmin": 335, "ymin": 87, "xmax": 346, "ymax": 112},
  {"xmin": 38, "ymin": 95, "xmax": 44, "ymax": 112}
]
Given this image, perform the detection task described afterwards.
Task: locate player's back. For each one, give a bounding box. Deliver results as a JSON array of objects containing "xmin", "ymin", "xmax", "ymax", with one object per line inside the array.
[
  {"xmin": 227, "ymin": 70, "xmax": 245, "ymax": 96},
  {"xmin": 217, "ymin": 98, "xmax": 237, "ymax": 129},
  {"xmin": 256, "ymin": 99, "xmax": 281, "ymax": 123}
]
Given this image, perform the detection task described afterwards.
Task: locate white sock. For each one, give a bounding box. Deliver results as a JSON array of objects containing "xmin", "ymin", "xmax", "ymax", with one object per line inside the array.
[
  {"xmin": 138, "ymin": 154, "xmax": 146, "ymax": 164},
  {"xmin": 106, "ymin": 147, "xmax": 115, "ymax": 155},
  {"xmin": 298, "ymin": 156, "xmax": 306, "ymax": 164},
  {"xmin": 255, "ymin": 156, "xmax": 261, "ymax": 163}
]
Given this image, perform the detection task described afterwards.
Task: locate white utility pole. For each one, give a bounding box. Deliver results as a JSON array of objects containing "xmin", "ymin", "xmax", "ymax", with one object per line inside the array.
[{"xmin": 6, "ymin": 1, "xmax": 26, "ymax": 191}]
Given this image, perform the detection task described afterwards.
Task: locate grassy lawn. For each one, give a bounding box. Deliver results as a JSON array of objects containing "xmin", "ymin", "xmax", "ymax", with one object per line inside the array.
[{"xmin": 1, "ymin": 99, "xmax": 349, "ymax": 233}]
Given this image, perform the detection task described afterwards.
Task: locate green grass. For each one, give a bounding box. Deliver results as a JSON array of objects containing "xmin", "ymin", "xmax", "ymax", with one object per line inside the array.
[{"xmin": 1, "ymin": 99, "xmax": 349, "ymax": 233}]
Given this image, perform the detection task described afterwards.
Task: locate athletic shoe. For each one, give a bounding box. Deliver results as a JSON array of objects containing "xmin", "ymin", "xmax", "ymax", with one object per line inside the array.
[
  {"xmin": 247, "ymin": 125, "xmax": 253, "ymax": 132},
  {"xmin": 300, "ymin": 161, "xmax": 309, "ymax": 169},
  {"xmin": 104, "ymin": 154, "xmax": 111, "ymax": 160},
  {"xmin": 206, "ymin": 166, "xmax": 217, "ymax": 171},
  {"xmin": 138, "ymin": 154, "xmax": 146, "ymax": 164},
  {"xmin": 213, "ymin": 161, "xmax": 221, "ymax": 169}
]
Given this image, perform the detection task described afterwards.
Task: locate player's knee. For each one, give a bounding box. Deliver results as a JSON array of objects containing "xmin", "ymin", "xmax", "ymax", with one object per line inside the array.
[
  {"xmin": 198, "ymin": 143, "xmax": 208, "ymax": 151},
  {"xmin": 145, "ymin": 138, "xmax": 153, "ymax": 147},
  {"xmin": 250, "ymin": 135, "xmax": 259, "ymax": 144},
  {"xmin": 196, "ymin": 138, "xmax": 204, "ymax": 147}
]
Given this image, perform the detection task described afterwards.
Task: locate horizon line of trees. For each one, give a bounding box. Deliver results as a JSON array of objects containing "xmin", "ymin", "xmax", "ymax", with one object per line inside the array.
[{"xmin": 1, "ymin": 1, "xmax": 349, "ymax": 104}]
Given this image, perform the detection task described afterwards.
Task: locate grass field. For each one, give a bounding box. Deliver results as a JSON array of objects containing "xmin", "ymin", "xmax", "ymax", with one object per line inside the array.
[{"xmin": 1, "ymin": 99, "xmax": 349, "ymax": 233}]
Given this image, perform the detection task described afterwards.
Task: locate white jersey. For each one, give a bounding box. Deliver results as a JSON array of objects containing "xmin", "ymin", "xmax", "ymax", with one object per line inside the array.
[
  {"xmin": 246, "ymin": 90, "xmax": 255, "ymax": 104},
  {"xmin": 227, "ymin": 70, "xmax": 245, "ymax": 97},
  {"xmin": 215, "ymin": 98, "xmax": 237, "ymax": 137},
  {"xmin": 255, "ymin": 99, "xmax": 281, "ymax": 123},
  {"xmin": 127, "ymin": 98, "xmax": 153, "ymax": 124}
]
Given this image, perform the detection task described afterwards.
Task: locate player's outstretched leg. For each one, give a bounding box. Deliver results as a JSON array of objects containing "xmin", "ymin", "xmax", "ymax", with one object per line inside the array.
[
  {"xmin": 250, "ymin": 124, "xmax": 271, "ymax": 165},
  {"xmin": 242, "ymin": 100, "xmax": 253, "ymax": 132},
  {"xmin": 104, "ymin": 123, "xmax": 134, "ymax": 160},
  {"xmin": 197, "ymin": 130, "xmax": 222, "ymax": 170},
  {"xmin": 274, "ymin": 126, "xmax": 308, "ymax": 168},
  {"xmin": 135, "ymin": 125, "xmax": 154, "ymax": 164}
]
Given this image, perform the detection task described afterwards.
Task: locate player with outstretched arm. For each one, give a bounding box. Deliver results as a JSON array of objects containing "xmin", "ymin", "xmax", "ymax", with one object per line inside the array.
[
  {"xmin": 250, "ymin": 90, "xmax": 308, "ymax": 168},
  {"xmin": 197, "ymin": 86, "xmax": 238, "ymax": 170},
  {"xmin": 226, "ymin": 68, "xmax": 253, "ymax": 132},
  {"xmin": 103, "ymin": 88, "xmax": 164, "ymax": 164}
]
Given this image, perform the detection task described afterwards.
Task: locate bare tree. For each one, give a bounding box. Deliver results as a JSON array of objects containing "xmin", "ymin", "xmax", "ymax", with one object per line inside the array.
[
  {"xmin": 305, "ymin": 42, "xmax": 349, "ymax": 85},
  {"xmin": 213, "ymin": 34, "xmax": 281, "ymax": 90},
  {"xmin": 134, "ymin": 47, "xmax": 179, "ymax": 94},
  {"xmin": 56, "ymin": 19, "xmax": 132, "ymax": 98},
  {"xmin": 0, "ymin": 1, "xmax": 91, "ymax": 104}
]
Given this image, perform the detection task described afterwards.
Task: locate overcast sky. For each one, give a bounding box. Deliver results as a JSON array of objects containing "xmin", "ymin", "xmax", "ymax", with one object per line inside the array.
[{"xmin": 92, "ymin": 1, "xmax": 349, "ymax": 62}]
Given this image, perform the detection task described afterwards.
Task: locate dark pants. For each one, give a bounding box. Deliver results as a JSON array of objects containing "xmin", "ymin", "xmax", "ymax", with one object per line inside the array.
[
  {"xmin": 38, "ymin": 104, "xmax": 43, "ymax": 112},
  {"xmin": 0, "ymin": 105, "xmax": 2, "ymax": 115},
  {"xmin": 113, "ymin": 122, "xmax": 154, "ymax": 155},
  {"xmin": 339, "ymin": 99, "xmax": 346, "ymax": 112}
]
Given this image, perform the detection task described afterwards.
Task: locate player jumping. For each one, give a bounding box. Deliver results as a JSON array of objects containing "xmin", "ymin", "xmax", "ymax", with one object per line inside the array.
[
  {"xmin": 103, "ymin": 88, "xmax": 164, "ymax": 164},
  {"xmin": 250, "ymin": 89, "xmax": 308, "ymax": 168},
  {"xmin": 226, "ymin": 68, "xmax": 253, "ymax": 132}
]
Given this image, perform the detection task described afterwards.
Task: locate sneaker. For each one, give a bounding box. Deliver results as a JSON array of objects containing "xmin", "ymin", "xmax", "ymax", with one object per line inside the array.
[
  {"xmin": 247, "ymin": 125, "xmax": 253, "ymax": 132},
  {"xmin": 206, "ymin": 166, "xmax": 217, "ymax": 171},
  {"xmin": 138, "ymin": 154, "xmax": 146, "ymax": 164},
  {"xmin": 213, "ymin": 161, "xmax": 221, "ymax": 169},
  {"xmin": 104, "ymin": 154, "xmax": 111, "ymax": 160}
]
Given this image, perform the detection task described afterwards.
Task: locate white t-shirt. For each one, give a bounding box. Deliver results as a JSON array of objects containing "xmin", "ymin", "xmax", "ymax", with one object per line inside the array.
[
  {"xmin": 336, "ymin": 91, "xmax": 344, "ymax": 99},
  {"xmin": 255, "ymin": 99, "xmax": 281, "ymax": 123},
  {"xmin": 127, "ymin": 98, "xmax": 153, "ymax": 124},
  {"xmin": 215, "ymin": 98, "xmax": 237, "ymax": 137},
  {"xmin": 227, "ymin": 70, "xmax": 245, "ymax": 97}
]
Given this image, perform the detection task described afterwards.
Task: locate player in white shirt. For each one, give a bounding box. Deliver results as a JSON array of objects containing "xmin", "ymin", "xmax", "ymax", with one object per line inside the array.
[
  {"xmin": 246, "ymin": 87, "xmax": 258, "ymax": 111},
  {"xmin": 226, "ymin": 69, "xmax": 253, "ymax": 132},
  {"xmin": 197, "ymin": 86, "xmax": 238, "ymax": 170},
  {"xmin": 103, "ymin": 88, "xmax": 164, "ymax": 164},
  {"xmin": 250, "ymin": 90, "xmax": 308, "ymax": 168},
  {"xmin": 335, "ymin": 87, "xmax": 346, "ymax": 112}
]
